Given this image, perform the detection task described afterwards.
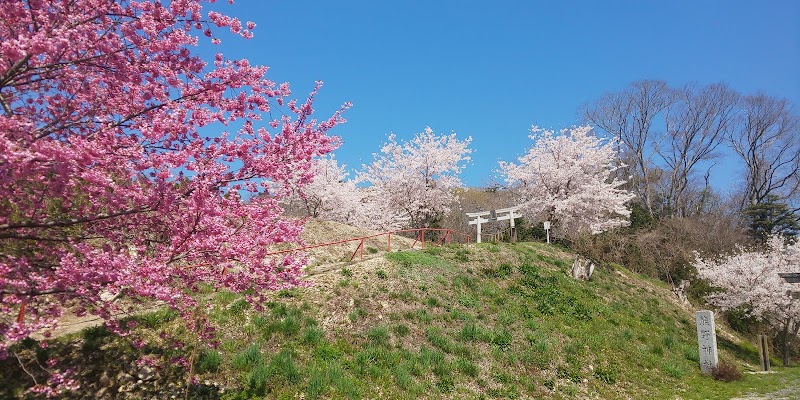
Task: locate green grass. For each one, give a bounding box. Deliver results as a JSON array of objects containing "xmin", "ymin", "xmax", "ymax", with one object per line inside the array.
[
  {"xmin": 196, "ymin": 349, "xmax": 223, "ymax": 373},
  {"xmin": 386, "ymin": 250, "xmax": 449, "ymax": 269},
  {"xmin": 4, "ymin": 242, "xmax": 800, "ymax": 400}
]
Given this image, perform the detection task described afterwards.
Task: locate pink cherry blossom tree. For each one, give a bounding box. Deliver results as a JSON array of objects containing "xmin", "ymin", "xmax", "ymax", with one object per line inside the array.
[
  {"xmin": 359, "ymin": 128, "xmax": 473, "ymax": 229},
  {"xmin": 0, "ymin": 0, "xmax": 348, "ymax": 376},
  {"xmin": 694, "ymin": 235, "xmax": 800, "ymax": 366},
  {"xmin": 499, "ymin": 125, "xmax": 634, "ymax": 239}
]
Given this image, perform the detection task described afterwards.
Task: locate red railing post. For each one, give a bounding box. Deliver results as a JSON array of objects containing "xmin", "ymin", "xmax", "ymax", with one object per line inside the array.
[
  {"xmin": 17, "ymin": 302, "xmax": 25, "ymax": 324},
  {"xmin": 387, "ymin": 232, "xmax": 392, "ymax": 252},
  {"xmin": 422, "ymin": 229, "xmax": 425, "ymax": 249},
  {"xmin": 349, "ymin": 239, "xmax": 365, "ymax": 262},
  {"xmin": 411, "ymin": 230, "xmax": 422, "ymax": 249},
  {"xmin": 438, "ymin": 230, "xmax": 448, "ymax": 246}
]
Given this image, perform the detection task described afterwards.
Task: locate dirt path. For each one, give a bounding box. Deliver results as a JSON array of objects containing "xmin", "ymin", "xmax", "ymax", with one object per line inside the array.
[
  {"xmin": 35, "ymin": 303, "xmax": 166, "ymax": 340},
  {"xmin": 729, "ymin": 372, "xmax": 800, "ymax": 400}
]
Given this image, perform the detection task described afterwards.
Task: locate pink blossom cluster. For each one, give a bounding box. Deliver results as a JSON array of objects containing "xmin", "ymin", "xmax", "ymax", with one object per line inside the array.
[
  {"xmin": 499, "ymin": 125, "xmax": 635, "ymax": 238},
  {"xmin": 0, "ymin": 0, "xmax": 347, "ymax": 367}
]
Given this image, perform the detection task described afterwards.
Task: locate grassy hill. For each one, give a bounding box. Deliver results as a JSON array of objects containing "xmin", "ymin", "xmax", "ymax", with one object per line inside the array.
[{"xmin": 2, "ymin": 238, "xmax": 798, "ymax": 399}]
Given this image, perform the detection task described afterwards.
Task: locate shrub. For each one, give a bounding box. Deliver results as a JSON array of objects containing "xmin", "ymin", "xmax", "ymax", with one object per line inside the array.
[{"xmin": 710, "ymin": 360, "xmax": 743, "ymax": 382}]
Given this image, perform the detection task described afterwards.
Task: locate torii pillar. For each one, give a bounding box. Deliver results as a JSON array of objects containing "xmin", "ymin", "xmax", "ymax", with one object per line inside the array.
[{"xmin": 466, "ymin": 206, "xmax": 522, "ymax": 243}]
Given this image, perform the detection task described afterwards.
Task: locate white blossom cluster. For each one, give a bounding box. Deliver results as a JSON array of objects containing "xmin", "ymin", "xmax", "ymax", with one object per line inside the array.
[
  {"xmin": 499, "ymin": 125, "xmax": 635, "ymax": 238},
  {"xmin": 694, "ymin": 235, "xmax": 799, "ymax": 324}
]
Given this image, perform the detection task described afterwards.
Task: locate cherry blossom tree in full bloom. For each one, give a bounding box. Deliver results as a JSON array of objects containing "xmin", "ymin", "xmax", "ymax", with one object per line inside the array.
[
  {"xmin": 499, "ymin": 125, "xmax": 634, "ymax": 239},
  {"xmin": 283, "ymin": 156, "xmax": 407, "ymax": 231},
  {"xmin": 284, "ymin": 155, "xmax": 359, "ymax": 220},
  {"xmin": 694, "ymin": 235, "xmax": 800, "ymax": 366},
  {"xmin": 348, "ymin": 187, "xmax": 410, "ymax": 231},
  {"xmin": 358, "ymin": 128, "xmax": 473, "ymax": 229},
  {"xmin": 0, "ymin": 0, "xmax": 348, "ymax": 380}
]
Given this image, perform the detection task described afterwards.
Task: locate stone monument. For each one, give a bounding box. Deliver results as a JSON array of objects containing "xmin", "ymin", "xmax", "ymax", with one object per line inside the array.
[{"xmin": 696, "ymin": 310, "xmax": 719, "ymax": 373}]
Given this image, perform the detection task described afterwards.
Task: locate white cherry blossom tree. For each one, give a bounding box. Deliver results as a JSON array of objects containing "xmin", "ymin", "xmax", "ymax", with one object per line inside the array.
[
  {"xmin": 285, "ymin": 156, "xmax": 357, "ymax": 220},
  {"xmin": 285, "ymin": 156, "xmax": 407, "ymax": 231},
  {"xmin": 359, "ymin": 128, "xmax": 473, "ymax": 228},
  {"xmin": 348, "ymin": 188, "xmax": 410, "ymax": 231},
  {"xmin": 499, "ymin": 125, "xmax": 634, "ymax": 238},
  {"xmin": 694, "ymin": 236, "xmax": 800, "ymax": 366}
]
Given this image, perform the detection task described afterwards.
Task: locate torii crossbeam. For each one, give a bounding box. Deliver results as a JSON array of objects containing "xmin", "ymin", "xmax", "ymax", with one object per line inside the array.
[{"xmin": 466, "ymin": 205, "xmax": 522, "ymax": 243}]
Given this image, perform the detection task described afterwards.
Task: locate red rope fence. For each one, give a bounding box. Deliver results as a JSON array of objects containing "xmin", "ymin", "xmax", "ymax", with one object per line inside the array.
[
  {"xmin": 13, "ymin": 228, "xmax": 471, "ymax": 326},
  {"xmin": 264, "ymin": 227, "xmax": 471, "ymax": 262}
]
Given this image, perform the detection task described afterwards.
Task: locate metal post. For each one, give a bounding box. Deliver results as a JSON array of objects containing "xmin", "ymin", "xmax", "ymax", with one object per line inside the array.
[
  {"xmin": 349, "ymin": 240, "xmax": 364, "ymax": 261},
  {"xmin": 387, "ymin": 232, "xmax": 391, "ymax": 252},
  {"xmin": 411, "ymin": 231, "xmax": 422, "ymax": 249},
  {"xmin": 543, "ymin": 221, "xmax": 551, "ymax": 244}
]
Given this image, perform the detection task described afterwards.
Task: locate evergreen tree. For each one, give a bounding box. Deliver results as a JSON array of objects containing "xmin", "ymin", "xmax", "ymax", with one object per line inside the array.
[{"xmin": 743, "ymin": 195, "xmax": 799, "ymax": 241}]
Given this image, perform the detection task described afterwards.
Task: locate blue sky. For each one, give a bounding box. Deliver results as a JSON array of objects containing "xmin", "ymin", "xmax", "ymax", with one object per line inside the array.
[{"xmin": 208, "ymin": 0, "xmax": 799, "ymax": 192}]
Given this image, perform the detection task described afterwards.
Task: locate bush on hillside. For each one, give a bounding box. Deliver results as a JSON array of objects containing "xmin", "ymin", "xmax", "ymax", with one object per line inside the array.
[
  {"xmin": 710, "ymin": 360, "xmax": 743, "ymax": 382},
  {"xmin": 570, "ymin": 215, "xmax": 749, "ymax": 285}
]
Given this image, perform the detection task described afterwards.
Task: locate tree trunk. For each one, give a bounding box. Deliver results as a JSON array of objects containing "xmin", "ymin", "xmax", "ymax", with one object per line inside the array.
[
  {"xmin": 782, "ymin": 318, "xmax": 792, "ymax": 367},
  {"xmin": 784, "ymin": 318, "xmax": 800, "ymax": 367}
]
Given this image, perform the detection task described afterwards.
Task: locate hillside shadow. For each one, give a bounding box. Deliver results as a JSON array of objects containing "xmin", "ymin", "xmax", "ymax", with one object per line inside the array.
[{"xmin": 718, "ymin": 336, "xmax": 760, "ymax": 365}]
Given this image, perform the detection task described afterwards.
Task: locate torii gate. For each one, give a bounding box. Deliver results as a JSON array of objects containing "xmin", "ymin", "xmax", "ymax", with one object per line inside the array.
[{"xmin": 466, "ymin": 205, "xmax": 522, "ymax": 243}]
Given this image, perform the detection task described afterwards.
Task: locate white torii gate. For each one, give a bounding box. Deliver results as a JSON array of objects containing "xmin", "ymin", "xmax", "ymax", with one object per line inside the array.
[{"xmin": 466, "ymin": 205, "xmax": 522, "ymax": 243}]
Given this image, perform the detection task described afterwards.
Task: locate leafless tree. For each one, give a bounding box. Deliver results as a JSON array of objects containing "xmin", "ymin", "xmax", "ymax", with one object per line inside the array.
[
  {"xmin": 582, "ymin": 80, "xmax": 675, "ymax": 217},
  {"xmin": 660, "ymin": 83, "xmax": 739, "ymax": 217},
  {"xmin": 729, "ymin": 93, "xmax": 800, "ymax": 210}
]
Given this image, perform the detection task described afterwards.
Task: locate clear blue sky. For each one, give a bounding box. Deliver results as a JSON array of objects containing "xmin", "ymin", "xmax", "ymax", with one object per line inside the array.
[{"xmin": 208, "ymin": 0, "xmax": 799, "ymax": 192}]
